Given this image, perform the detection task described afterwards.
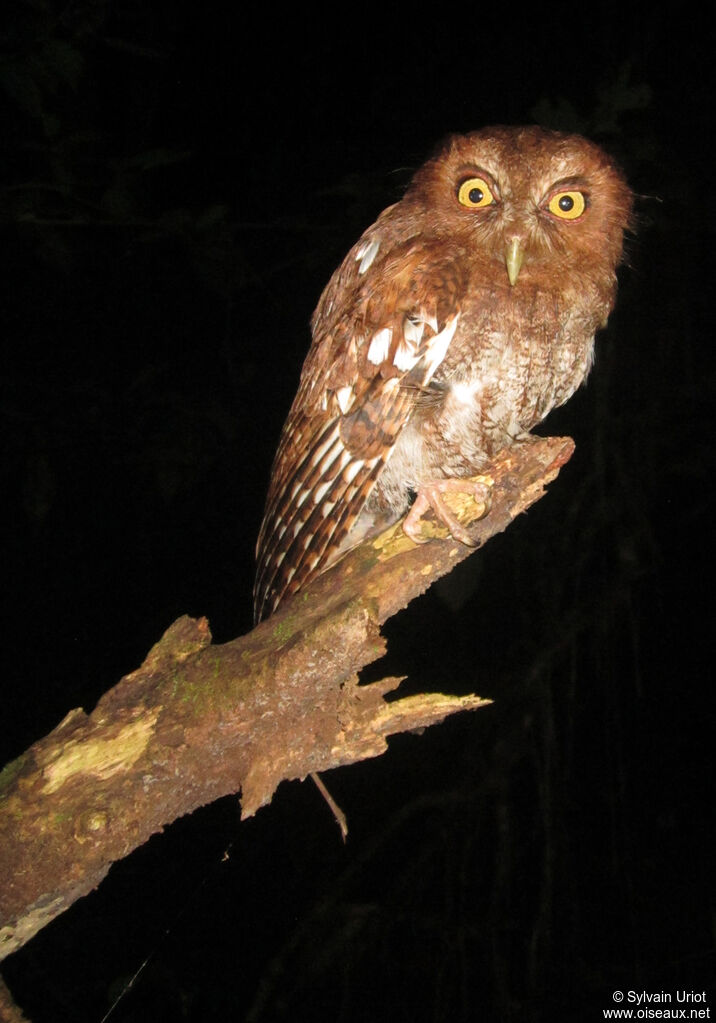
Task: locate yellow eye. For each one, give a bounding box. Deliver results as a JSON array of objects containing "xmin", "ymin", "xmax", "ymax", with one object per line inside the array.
[
  {"xmin": 547, "ymin": 190, "xmax": 587, "ymax": 220},
  {"xmin": 457, "ymin": 176, "xmax": 496, "ymax": 209}
]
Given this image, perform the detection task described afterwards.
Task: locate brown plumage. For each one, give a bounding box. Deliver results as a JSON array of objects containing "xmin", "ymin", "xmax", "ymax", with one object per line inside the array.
[{"xmin": 254, "ymin": 126, "xmax": 632, "ymax": 622}]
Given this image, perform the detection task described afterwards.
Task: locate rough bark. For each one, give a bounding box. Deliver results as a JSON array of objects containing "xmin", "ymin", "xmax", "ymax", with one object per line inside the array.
[{"xmin": 0, "ymin": 435, "xmax": 574, "ymax": 965}]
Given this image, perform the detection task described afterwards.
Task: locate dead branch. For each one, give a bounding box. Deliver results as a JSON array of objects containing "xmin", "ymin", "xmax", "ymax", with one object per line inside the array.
[{"xmin": 0, "ymin": 435, "xmax": 574, "ymax": 964}]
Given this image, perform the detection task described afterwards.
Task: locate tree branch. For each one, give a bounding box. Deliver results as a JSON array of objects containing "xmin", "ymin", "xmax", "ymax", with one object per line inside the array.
[{"xmin": 0, "ymin": 435, "xmax": 574, "ymax": 963}]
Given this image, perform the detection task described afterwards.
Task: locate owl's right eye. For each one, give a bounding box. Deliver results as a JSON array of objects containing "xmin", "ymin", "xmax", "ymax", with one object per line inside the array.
[{"xmin": 457, "ymin": 176, "xmax": 496, "ymax": 209}]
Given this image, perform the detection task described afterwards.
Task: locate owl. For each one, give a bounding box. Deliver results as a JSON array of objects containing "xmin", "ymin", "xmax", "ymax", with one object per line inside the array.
[{"xmin": 254, "ymin": 126, "xmax": 632, "ymax": 622}]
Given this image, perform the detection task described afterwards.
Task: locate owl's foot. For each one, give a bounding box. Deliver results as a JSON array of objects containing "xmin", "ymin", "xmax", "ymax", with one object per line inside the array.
[{"xmin": 402, "ymin": 477, "xmax": 492, "ymax": 547}]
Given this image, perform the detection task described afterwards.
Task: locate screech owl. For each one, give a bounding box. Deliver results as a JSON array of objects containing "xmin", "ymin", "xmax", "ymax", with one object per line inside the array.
[{"xmin": 254, "ymin": 126, "xmax": 632, "ymax": 622}]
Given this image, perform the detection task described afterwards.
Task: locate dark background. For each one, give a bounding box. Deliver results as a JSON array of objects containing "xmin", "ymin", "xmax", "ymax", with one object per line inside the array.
[{"xmin": 2, "ymin": 3, "xmax": 714, "ymax": 1020}]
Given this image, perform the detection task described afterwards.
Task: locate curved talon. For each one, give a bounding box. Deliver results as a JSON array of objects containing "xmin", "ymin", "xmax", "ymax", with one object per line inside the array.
[
  {"xmin": 402, "ymin": 478, "xmax": 492, "ymax": 546},
  {"xmin": 402, "ymin": 509, "xmax": 433, "ymax": 544}
]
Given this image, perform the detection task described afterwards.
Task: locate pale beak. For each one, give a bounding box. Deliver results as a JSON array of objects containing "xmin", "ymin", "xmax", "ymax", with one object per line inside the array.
[{"xmin": 505, "ymin": 237, "xmax": 525, "ymax": 286}]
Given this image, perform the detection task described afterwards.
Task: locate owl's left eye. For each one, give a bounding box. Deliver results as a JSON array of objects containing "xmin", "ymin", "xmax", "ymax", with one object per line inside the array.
[
  {"xmin": 546, "ymin": 190, "xmax": 587, "ymax": 220},
  {"xmin": 457, "ymin": 176, "xmax": 496, "ymax": 209}
]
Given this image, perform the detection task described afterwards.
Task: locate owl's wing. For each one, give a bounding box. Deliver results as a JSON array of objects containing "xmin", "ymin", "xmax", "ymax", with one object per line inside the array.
[{"xmin": 254, "ymin": 234, "xmax": 466, "ymax": 621}]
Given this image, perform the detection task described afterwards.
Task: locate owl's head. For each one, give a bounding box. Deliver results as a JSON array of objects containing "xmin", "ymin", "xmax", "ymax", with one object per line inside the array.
[{"xmin": 406, "ymin": 125, "xmax": 632, "ymax": 289}]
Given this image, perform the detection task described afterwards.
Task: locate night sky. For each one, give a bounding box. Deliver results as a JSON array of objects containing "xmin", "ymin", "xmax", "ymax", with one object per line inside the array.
[{"xmin": 2, "ymin": 4, "xmax": 715, "ymax": 1021}]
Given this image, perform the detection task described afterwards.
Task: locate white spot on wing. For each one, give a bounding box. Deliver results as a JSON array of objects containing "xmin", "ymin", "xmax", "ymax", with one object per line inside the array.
[
  {"xmin": 335, "ymin": 385, "xmax": 354, "ymax": 414},
  {"xmin": 334, "ymin": 447, "xmax": 354, "ymax": 476},
  {"xmin": 355, "ymin": 238, "xmax": 380, "ymax": 275},
  {"xmin": 393, "ymin": 339, "xmax": 419, "ymax": 371},
  {"xmin": 423, "ymin": 314, "xmax": 459, "ymax": 382},
  {"xmin": 316, "ymin": 440, "xmax": 341, "ymax": 476},
  {"xmin": 342, "ymin": 460, "xmax": 363, "ymax": 485},
  {"xmin": 403, "ymin": 316, "xmax": 426, "ymax": 345},
  {"xmin": 419, "ymin": 307, "xmax": 439, "ymax": 333},
  {"xmin": 309, "ymin": 425, "xmax": 341, "ymax": 469},
  {"xmin": 367, "ymin": 327, "xmax": 392, "ymax": 365}
]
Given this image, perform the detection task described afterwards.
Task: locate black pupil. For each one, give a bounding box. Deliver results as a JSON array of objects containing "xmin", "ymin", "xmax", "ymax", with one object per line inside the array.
[
  {"xmin": 558, "ymin": 194, "xmax": 574, "ymax": 212},
  {"xmin": 469, "ymin": 187, "xmax": 484, "ymax": 204}
]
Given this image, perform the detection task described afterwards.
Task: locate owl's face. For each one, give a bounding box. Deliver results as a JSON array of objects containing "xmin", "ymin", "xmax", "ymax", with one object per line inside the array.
[{"xmin": 405, "ymin": 126, "xmax": 631, "ymax": 292}]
